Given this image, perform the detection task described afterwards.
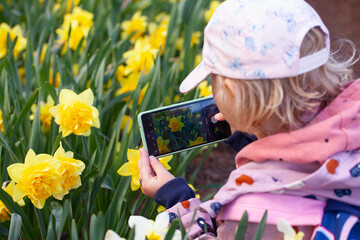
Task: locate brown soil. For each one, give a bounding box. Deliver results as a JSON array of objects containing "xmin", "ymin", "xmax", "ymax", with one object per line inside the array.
[{"xmin": 188, "ymin": 0, "xmax": 360, "ymax": 198}]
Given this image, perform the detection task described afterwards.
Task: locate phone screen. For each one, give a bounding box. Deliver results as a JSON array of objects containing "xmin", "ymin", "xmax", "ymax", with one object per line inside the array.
[{"xmin": 140, "ymin": 97, "xmax": 232, "ymax": 157}]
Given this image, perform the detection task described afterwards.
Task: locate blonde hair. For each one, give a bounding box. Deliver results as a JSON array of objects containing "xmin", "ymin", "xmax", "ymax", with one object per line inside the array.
[{"xmin": 212, "ymin": 27, "xmax": 358, "ymax": 138}]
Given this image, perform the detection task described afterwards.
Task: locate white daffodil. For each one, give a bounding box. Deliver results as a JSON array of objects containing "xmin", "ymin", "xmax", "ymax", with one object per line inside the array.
[
  {"xmin": 104, "ymin": 229, "xmax": 126, "ymax": 240},
  {"xmin": 277, "ymin": 219, "xmax": 305, "ymax": 240},
  {"xmin": 128, "ymin": 212, "xmax": 181, "ymax": 240}
]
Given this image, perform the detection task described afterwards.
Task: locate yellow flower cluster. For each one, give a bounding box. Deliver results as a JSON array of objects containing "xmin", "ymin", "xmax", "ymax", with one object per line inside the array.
[
  {"xmin": 30, "ymin": 96, "xmax": 55, "ymax": 133},
  {"xmin": 55, "ymin": 0, "xmax": 80, "ymax": 13},
  {"xmin": 204, "ymin": 1, "xmax": 221, "ymax": 22},
  {"xmin": 0, "ymin": 181, "xmax": 25, "ymax": 222},
  {"xmin": 7, "ymin": 144, "xmax": 85, "ymax": 209},
  {"xmin": 49, "ymin": 89, "xmax": 100, "ymax": 137},
  {"xmin": 197, "ymin": 81, "xmax": 212, "ymax": 97},
  {"xmin": 56, "ymin": 7, "xmax": 94, "ymax": 54},
  {"xmin": 116, "ymin": 12, "xmax": 169, "ymax": 101},
  {"xmin": 117, "ymin": 149, "xmax": 172, "ymax": 191},
  {"xmin": 0, "ymin": 23, "xmax": 27, "ymax": 59}
]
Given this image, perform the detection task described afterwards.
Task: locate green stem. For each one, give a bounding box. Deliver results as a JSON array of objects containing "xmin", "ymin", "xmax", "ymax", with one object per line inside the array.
[{"xmin": 35, "ymin": 207, "xmax": 46, "ymax": 240}]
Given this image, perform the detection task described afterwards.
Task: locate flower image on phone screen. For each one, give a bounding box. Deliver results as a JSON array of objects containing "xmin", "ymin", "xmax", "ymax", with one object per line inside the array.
[{"xmin": 140, "ymin": 98, "xmax": 231, "ymax": 157}]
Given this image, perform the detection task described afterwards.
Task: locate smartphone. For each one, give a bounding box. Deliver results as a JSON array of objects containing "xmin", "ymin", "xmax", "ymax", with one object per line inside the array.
[{"xmin": 138, "ymin": 96, "xmax": 232, "ymax": 157}]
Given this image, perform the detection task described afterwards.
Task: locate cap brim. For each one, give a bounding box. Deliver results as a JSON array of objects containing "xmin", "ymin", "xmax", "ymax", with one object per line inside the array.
[{"xmin": 179, "ymin": 62, "xmax": 211, "ymax": 93}]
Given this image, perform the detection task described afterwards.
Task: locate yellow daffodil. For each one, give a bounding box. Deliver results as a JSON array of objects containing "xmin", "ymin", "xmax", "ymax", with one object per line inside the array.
[
  {"xmin": 30, "ymin": 95, "xmax": 55, "ymax": 133},
  {"xmin": 164, "ymin": 95, "xmax": 180, "ymax": 106},
  {"xmin": 52, "ymin": 143, "xmax": 85, "ymax": 200},
  {"xmin": 0, "ymin": 109, "xmax": 4, "ymax": 134},
  {"xmin": 7, "ymin": 149, "xmax": 62, "ymax": 209},
  {"xmin": 117, "ymin": 149, "xmax": 142, "ymax": 191},
  {"xmin": 187, "ymin": 136, "xmax": 207, "ymax": 147},
  {"xmin": 52, "ymin": 0, "xmax": 80, "ymax": 13},
  {"xmin": 156, "ymin": 136, "xmax": 170, "ymax": 155},
  {"xmin": 60, "ymin": 0, "xmax": 80, "ymax": 13},
  {"xmin": 116, "ymin": 72, "xmax": 140, "ymax": 95},
  {"xmin": 121, "ymin": 11, "xmax": 147, "ymax": 42},
  {"xmin": 158, "ymin": 155, "xmax": 172, "ymax": 171},
  {"xmin": 121, "ymin": 115, "xmax": 133, "ymax": 133},
  {"xmin": 117, "ymin": 149, "xmax": 173, "ymax": 191},
  {"xmin": 73, "ymin": 63, "xmax": 79, "ymax": 76},
  {"xmin": 168, "ymin": 116, "xmax": 184, "ymax": 132},
  {"xmin": 194, "ymin": 54, "xmax": 202, "ymax": 68},
  {"xmin": 175, "ymin": 36, "xmax": 183, "ymax": 51},
  {"xmin": 0, "ymin": 23, "xmax": 27, "ymax": 59},
  {"xmin": 191, "ymin": 31, "xmax": 202, "ymax": 46},
  {"xmin": 63, "ymin": 7, "xmax": 94, "ymax": 32},
  {"xmin": 49, "ymin": 69, "xmax": 61, "ymax": 87},
  {"xmin": 197, "ymin": 81, "xmax": 212, "ymax": 97},
  {"xmin": 18, "ymin": 66, "xmax": 25, "ymax": 84},
  {"xmin": 116, "ymin": 65, "xmax": 126, "ymax": 83},
  {"xmin": 148, "ymin": 22, "xmax": 167, "ymax": 55},
  {"xmin": 33, "ymin": 43, "xmax": 48, "ymax": 64},
  {"xmin": 154, "ymin": 12, "xmax": 170, "ymax": 27},
  {"xmin": 56, "ymin": 7, "xmax": 93, "ymax": 53},
  {"xmin": 129, "ymin": 212, "xmax": 182, "ymax": 240},
  {"xmin": 49, "ymin": 88, "xmax": 100, "ymax": 137},
  {"xmin": 277, "ymin": 219, "xmax": 305, "ymax": 240},
  {"xmin": 204, "ymin": 1, "xmax": 221, "ymax": 22},
  {"xmin": 0, "ymin": 181, "xmax": 25, "ymax": 222},
  {"xmin": 123, "ymin": 37, "xmax": 158, "ymax": 75}
]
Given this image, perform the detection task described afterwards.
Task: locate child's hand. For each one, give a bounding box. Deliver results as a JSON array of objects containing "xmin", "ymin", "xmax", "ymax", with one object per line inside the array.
[{"xmin": 138, "ymin": 148, "xmax": 175, "ymax": 198}]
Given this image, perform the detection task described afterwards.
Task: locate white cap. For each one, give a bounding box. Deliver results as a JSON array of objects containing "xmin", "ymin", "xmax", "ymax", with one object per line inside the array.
[{"xmin": 180, "ymin": 0, "xmax": 330, "ymax": 93}]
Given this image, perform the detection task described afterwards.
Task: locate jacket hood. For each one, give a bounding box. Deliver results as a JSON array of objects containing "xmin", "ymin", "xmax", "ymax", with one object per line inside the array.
[{"xmin": 235, "ymin": 79, "xmax": 360, "ymax": 167}]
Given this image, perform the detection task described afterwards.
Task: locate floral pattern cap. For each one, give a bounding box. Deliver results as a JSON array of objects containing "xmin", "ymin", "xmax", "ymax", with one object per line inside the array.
[{"xmin": 180, "ymin": 0, "xmax": 330, "ymax": 93}]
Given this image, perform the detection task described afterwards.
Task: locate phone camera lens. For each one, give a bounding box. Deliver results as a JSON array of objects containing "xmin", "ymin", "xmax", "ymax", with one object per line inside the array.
[{"xmin": 211, "ymin": 116, "xmax": 217, "ymax": 124}]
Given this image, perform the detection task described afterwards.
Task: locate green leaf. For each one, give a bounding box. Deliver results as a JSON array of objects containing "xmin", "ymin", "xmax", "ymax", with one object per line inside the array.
[
  {"xmin": 8, "ymin": 213, "xmax": 22, "ymax": 240},
  {"xmin": 35, "ymin": 207, "xmax": 47, "ymax": 240},
  {"xmin": 234, "ymin": 211, "xmax": 248, "ymax": 240},
  {"xmin": 89, "ymin": 213, "xmax": 105, "ymax": 240},
  {"xmin": 28, "ymin": 95, "xmax": 41, "ymax": 152},
  {"xmin": 8, "ymin": 88, "xmax": 39, "ymax": 148},
  {"xmin": 71, "ymin": 219, "xmax": 79, "ymax": 240},
  {"xmin": 164, "ymin": 220, "xmax": 180, "ymax": 240},
  {"xmin": 253, "ymin": 210, "xmax": 268, "ymax": 240},
  {"xmin": 0, "ymin": 188, "xmax": 35, "ymax": 238}
]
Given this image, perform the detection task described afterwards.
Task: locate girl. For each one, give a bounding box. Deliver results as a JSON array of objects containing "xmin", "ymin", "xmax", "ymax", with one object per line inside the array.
[{"xmin": 138, "ymin": 0, "xmax": 360, "ymax": 239}]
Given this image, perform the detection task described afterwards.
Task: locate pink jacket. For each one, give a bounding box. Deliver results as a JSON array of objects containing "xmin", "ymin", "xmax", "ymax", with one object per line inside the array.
[{"xmin": 167, "ymin": 79, "xmax": 360, "ymax": 239}]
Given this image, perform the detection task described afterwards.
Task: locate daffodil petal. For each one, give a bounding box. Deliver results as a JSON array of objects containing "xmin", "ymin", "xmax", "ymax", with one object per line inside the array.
[
  {"xmin": 54, "ymin": 143, "xmax": 66, "ymax": 158},
  {"xmin": 31, "ymin": 198, "xmax": 46, "ymax": 209},
  {"xmin": 10, "ymin": 183, "xmax": 26, "ymax": 203},
  {"xmin": 277, "ymin": 218, "xmax": 295, "ymax": 240},
  {"xmin": 129, "ymin": 216, "xmax": 153, "ymax": 240},
  {"xmin": 7, "ymin": 164, "xmax": 25, "ymax": 183},
  {"xmin": 104, "ymin": 230, "xmax": 125, "ymax": 240},
  {"xmin": 127, "ymin": 149, "xmax": 140, "ymax": 163},
  {"xmin": 117, "ymin": 162, "xmax": 132, "ymax": 176},
  {"xmin": 130, "ymin": 177, "xmax": 140, "ymax": 191},
  {"xmin": 154, "ymin": 212, "xmax": 169, "ymax": 232},
  {"xmin": 59, "ymin": 89, "xmax": 78, "ymax": 105},
  {"xmin": 78, "ymin": 88, "xmax": 94, "ymax": 105}
]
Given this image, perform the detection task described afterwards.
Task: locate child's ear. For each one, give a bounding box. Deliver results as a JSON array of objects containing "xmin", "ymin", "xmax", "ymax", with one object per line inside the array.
[{"xmin": 223, "ymin": 78, "xmax": 236, "ymax": 100}]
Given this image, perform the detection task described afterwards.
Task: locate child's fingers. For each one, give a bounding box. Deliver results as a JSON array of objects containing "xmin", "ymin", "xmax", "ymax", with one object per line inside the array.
[
  {"xmin": 139, "ymin": 148, "xmax": 153, "ymax": 178},
  {"xmin": 214, "ymin": 112, "xmax": 225, "ymax": 121},
  {"xmin": 149, "ymin": 156, "xmax": 167, "ymax": 175}
]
